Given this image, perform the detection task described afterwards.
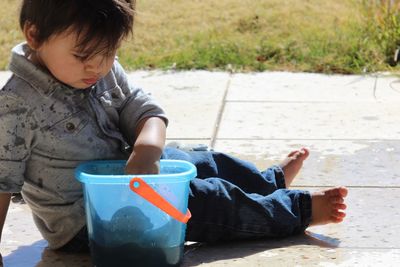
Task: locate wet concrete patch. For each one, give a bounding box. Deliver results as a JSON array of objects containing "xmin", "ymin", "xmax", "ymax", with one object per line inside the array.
[{"xmin": 214, "ymin": 140, "xmax": 400, "ymax": 187}]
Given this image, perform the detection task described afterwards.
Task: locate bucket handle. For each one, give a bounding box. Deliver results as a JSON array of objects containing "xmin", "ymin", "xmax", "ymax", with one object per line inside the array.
[{"xmin": 129, "ymin": 177, "xmax": 191, "ymax": 224}]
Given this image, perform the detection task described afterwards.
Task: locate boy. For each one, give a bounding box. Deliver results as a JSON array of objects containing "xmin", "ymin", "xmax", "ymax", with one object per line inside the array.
[{"xmin": 0, "ymin": 0, "xmax": 347, "ymax": 258}]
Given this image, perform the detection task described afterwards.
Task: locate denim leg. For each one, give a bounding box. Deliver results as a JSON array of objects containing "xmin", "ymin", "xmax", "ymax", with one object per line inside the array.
[
  {"xmin": 162, "ymin": 147, "xmax": 312, "ymax": 242},
  {"xmin": 187, "ymin": 183, "xmax": 311, "ymax": 242},
  {"xmin": 162, "ymin": 147, "xmax": 286, "ymax": 195}
]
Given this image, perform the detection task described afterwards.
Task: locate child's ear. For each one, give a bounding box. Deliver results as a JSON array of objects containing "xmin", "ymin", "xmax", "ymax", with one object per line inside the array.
[{"xmin": 23, "ymin": 22, "xmax": 41, "ymax": 50}]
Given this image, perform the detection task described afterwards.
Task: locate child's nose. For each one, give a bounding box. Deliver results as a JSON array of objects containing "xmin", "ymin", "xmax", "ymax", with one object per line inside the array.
[{"xmin": 84, "ymin": 56, "xmax": 104, "ymax": 74}]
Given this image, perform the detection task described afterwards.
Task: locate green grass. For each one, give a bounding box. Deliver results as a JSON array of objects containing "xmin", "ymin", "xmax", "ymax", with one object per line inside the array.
[
  {"xmin": 0, "ymin": 0, "xmax": 22, "ymax": 70},
  {"xmin": 1, "ymin": 0, "xmax": 400, "ymax": 74}
]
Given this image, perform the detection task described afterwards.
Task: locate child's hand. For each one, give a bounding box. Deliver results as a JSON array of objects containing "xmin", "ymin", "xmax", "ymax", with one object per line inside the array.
[
  {"xmin": 125, "ymin": 157, "xmax": 160, "ymax": 175},
  {"xmin": 125, "ymin": 145, "xmax": 161, "ymax": 175}
]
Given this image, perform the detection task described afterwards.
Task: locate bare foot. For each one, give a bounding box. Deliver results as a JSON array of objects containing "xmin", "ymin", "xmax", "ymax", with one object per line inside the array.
[
  {"xmin": 279, "ymin": 147, "xmax": 309, "ymax": 187},
  {"xmin": 310, "ymin": 187, "xmax": 348, "ymax": 226}
]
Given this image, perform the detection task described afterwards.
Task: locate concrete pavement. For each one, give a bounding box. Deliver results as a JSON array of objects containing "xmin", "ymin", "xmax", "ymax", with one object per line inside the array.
[{"xmin": 1, "ymin": 70, "xmax": 400, "ymax": 266}]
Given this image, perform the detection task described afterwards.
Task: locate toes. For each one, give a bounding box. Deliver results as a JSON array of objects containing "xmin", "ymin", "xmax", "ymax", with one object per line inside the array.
[
  {"xmin": 287, "ymin": 150, "xmax": 300, "ymax": 158},
  {"xmin": 330, "ymin": 216, "xmax": 344, "ymax": 223},
  {"xmin": 330, "ymin": 196, "xmax": 344, "ymax": 204},
  {"xmin": 300, "ymin": 147, "xmax": 310, "ymax": 158},
  {"xmin": 332, "ymin": 210, "xmax": 346, "ymax": 219},
  {"xmin": 338, "ymin": 187, "xmax": 348, "ymax": 197},
  {"xmin": 326, "ymin": 187, "xmax": 348, "ymax": 198},
  {"xmin": 287, "ymin": 148, "xmax": 309, "ymax": 161},
  {"xmin": 334, "ymin": 203, "xmax": 347, "ymax": 210}
]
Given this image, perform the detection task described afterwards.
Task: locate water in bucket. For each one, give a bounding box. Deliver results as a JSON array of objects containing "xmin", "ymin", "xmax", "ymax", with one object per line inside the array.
[{"xmin": 75, "ymin": 159, "xmax": 197, "ymax": 267}]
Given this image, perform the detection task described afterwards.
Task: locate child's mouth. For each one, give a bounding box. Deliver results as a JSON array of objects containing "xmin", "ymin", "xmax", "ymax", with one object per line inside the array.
[{"xmin": 82, "ymin": 78, "xmax": 98, "ymax": 85}]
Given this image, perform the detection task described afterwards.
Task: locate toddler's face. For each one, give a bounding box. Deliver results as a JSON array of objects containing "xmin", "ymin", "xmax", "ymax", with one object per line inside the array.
[{"xmin": 31, "ymin": 30, "xmax": 117, "ymax": 89}]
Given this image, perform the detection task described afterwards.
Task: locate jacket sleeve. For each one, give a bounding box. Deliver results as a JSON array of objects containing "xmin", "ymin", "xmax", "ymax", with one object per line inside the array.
[
  {"xmin": 112, "ymin": 61, "xmax": 168, "ymax": 145},
  {"xmin": 0, "ymin": 92, "xmax": 37, "ymax": 192}
]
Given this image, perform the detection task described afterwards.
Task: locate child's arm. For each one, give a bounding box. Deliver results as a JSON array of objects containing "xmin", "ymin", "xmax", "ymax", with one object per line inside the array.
[
  {"xmin": 125, "ymin": 117, "xmax": 167, "ymax": 174},
  {"xmin": 109, "ymin": 60, "xmax": 168, "ymax": 174},
  {"xmin": 0, "ymin": 193, "xmax": 11, "ymax": 266}
]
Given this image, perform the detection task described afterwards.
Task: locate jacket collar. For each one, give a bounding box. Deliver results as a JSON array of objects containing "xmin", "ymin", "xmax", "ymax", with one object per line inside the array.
[{"xmin": 9, "ymin": 43, "xmax": 64, "ymax": 96}]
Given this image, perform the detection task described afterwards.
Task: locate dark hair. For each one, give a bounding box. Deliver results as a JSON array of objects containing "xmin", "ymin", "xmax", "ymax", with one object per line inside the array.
[{"xmin": 20, "ymin": 0, "xmax": 135, "ymax": 58}]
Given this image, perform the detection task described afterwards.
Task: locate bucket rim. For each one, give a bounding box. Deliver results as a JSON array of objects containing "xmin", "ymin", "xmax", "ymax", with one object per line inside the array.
[{"xmin": 75, "ymin": 159, "xmax": 197, "ymax": 184}]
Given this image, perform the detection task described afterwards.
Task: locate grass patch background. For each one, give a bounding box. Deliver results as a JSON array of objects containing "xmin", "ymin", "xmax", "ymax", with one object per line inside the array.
[{"xmin": 1, "ymin": 0, "xmax": 400, "ymax": 74}]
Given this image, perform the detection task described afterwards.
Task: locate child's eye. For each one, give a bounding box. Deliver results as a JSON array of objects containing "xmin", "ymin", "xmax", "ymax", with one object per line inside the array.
[{"xmin": 73, "ymin": 54, "xmax": 88, "ymax": 61}]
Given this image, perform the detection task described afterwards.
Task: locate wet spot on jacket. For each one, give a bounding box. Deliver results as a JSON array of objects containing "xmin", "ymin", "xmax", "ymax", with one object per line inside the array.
[
  {"xmin": 30, "ymin": 123, "xmax": 39, "ymax": 130},
  {"xmin": 21, "ymin": 123, "xmax": 25, "ymax": 128},
  {"xmin": 27, "ymin": 109, "xmax": 34, "ymax": 117},
  {"xmin": 41, "ymin": 126, "xmax": 49, "ymax": 132},
  {"xmin": 38, "ymin": 178, "xmax": 43, "ymax": 188},
  {"xmin": 10, "ymin": 107, "xmax": 27, "ymax": 115},
  {"xmin": 49, "ymin": 104, "xmax": 55, "ymax": 112},
  {"xmin": 14, "ymin": 136, "xmax": 25, "ymax": 146},
  {"xmin": 3, "ymin": 145, "xmax": 10, "ymax": 152},
  {"xmin": 88, "ymin": 137, "xmax": 93, "ymax": 142}
]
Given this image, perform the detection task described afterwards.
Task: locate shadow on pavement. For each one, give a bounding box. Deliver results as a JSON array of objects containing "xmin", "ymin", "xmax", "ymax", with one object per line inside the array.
[
  {"xmin": 182, "ymin": 231, "xmax": 340, "ymax": 266},
  {"xmin": 3, "ymin": 240, "xmax": 92, "ymax": 267},
  {"xmin": 3, "ymin": 240, "xmax": 47, "ymax": 267},
  {"xmin": 3, "ymin": 231, "xmax": 339, "ymax": 267}
]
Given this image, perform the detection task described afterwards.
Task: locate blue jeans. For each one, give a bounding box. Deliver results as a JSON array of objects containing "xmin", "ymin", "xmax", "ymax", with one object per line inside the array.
[
  {"xmin": 161, "ymin": 147, "xmax": 312, "ymax": 242},
  {"xmin": 59, "ymin": 148, "xmax": 311, "ymax": 252}
]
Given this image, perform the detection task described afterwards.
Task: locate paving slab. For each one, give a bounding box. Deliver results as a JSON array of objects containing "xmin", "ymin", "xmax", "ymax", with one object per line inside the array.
[
  {"xmin": 227, "ymin": 72, "xmax": 378, "ymax": 102},
  {"xmin": 0, "ymin": 72, "xmax": 11, "ymax": 88},
  {"xmin": 304, "ymin": 187, "xmax": 400, "ymax": 248},
  {"xmin": 2, "ymin": 202, "xmax": 46, "ymax": 267},
  {"xmin": 217, "ymin": 102, "xmax": 400, "ymax": 140},
  {"xmin": 373, "ymin": 74, "xmax": 400, "ymax": 101},
  {"xmin": 128, "ymin": 71, "xmax": 230, "ymax": 139},
  {"xmin": 2, "ymin": 203, "xmax": 42, "ymax": 247},
  {"xmin": 183, "ymin": 245, "xmax": 400, "ymax": 267},
  {"xmin": 213, "ymin": 139, "xmax": 400, "ymax": 187}
]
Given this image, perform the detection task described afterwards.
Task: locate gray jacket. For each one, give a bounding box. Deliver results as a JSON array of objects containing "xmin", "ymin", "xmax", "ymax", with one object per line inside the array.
[{"xmin": 0, "ymin": 43, "xmax": 168, "ymax": 248}]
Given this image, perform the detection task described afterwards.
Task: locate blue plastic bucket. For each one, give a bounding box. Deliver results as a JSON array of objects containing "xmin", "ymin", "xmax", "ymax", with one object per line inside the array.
[{"xmin": 75, "ymin": 159, "xmax": 197, "ymax": 267}]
